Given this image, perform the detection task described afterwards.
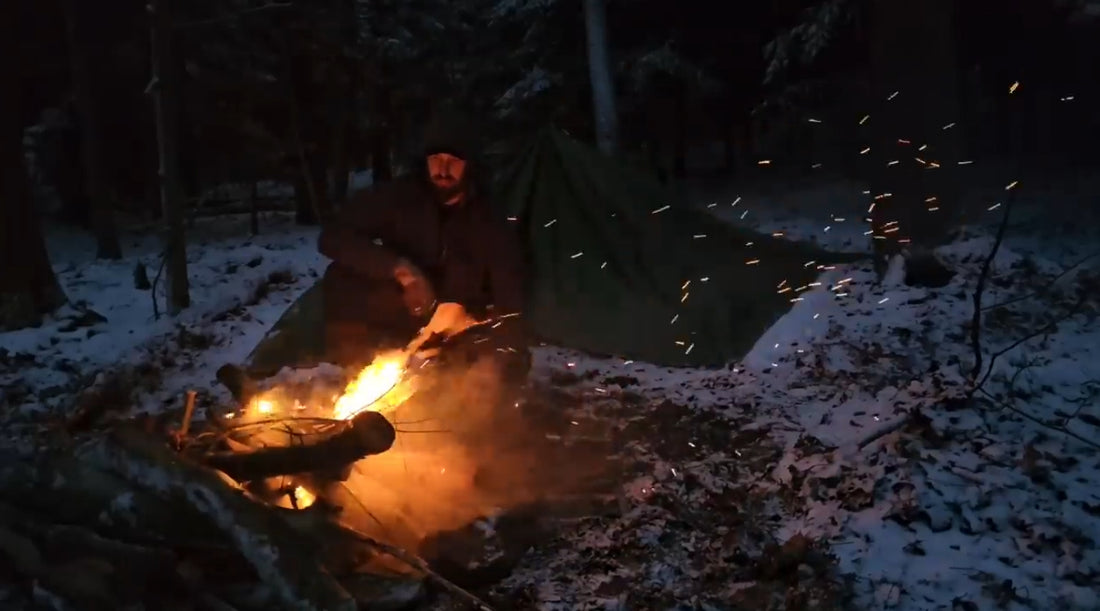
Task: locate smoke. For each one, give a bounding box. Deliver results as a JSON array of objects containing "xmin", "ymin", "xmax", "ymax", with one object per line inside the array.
[{"xmin": 324, "ymin": 354, "xmax": 554, "ymax": 551}]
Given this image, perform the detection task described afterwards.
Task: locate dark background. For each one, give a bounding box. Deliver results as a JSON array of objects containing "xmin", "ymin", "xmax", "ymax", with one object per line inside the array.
[{"xmin": 2, "ymin": 0, "xmax": 1099, "ymax": 323}]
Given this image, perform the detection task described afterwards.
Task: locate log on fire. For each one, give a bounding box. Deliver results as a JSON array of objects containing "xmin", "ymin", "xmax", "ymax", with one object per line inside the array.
[{"xmin": 200, "ymin": 410, "xmax": 397, "ymax": 481}]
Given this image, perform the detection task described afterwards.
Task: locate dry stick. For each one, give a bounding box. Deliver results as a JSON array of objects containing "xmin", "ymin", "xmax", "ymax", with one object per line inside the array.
[
  {"xmin": 180, "ymin": 390, "xmax": 198, "ymax": 436},
  {"xmin": 339, "ymin": 525, "xmax": 495, "ymax": 611}
]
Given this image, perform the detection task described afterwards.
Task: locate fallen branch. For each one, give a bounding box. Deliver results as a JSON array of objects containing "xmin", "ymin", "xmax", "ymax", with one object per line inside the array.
[
  {"xmin": 89, "ymin": 426, "xmax": 358, "ymax": 611},
  {"xmin": 340, "ymin": 525, "xmax": 495, "ymax": 611},
  {"xmin": 199, "ymin": 410, "xmax": 396, "ymax": 481},
  {"xmin": 856, "ymin": 413, "xmax": 913, "ymax": 450}
]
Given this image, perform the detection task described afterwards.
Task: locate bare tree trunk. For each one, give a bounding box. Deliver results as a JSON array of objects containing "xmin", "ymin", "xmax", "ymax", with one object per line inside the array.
[
  {"xmin": 150, "ymin": 0, "xmax": 190, "ymax": 313},
  {"xmin": 249, "ymin": 180, "xmax": 260, "ymax": 236},
  {"xmin": 866, "ymin": 0, "xmax": 962, "ymax": 284},
  {"xmin": 330, "ymin": 118, "xmax": 351, "ymax": 204},
  {"xmin": 369, "ymin": 126, "xmax": 392, "ymax": 184},
  {"xmin": 286, "ymin": 46, "xmax": 332, "ymax": 225},
  {"xmin": 0, "ymin": 7, "xmax": 67, "ymax": 330},
  {"xmin": 368, "ymin": 87, "xmax": 393, "ymax": 184},
  {"xmin": 62, "ymin": 0, "xmax": 122, "ymax": 260},
  {"xmin": 330, "ymin": 0, "xmax": 357, "ymax": 204},
  {"xmin": 583, "ymin": 0, "xmax": 619, "ymax": 155}
]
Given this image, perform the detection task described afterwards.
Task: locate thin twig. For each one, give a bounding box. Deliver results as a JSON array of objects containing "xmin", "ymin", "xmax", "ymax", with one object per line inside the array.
[
  {"xmin": 972, "ymin": 295, "xmax": 1087, "ymax": 393},
  {"xmin": 982, "ymin": 249, "xmax": 1100, "ymax": 312},
  {"xmin": 227, "ymin": 416, "xmax": 345, "ymax": 431},
  {"xmin": 976, "ymin": 387, "xmax": 1100, "ymax": 450},
  {"xmin": 969, "ymin": 195, "xmax": 1014, "ymax": 385}
]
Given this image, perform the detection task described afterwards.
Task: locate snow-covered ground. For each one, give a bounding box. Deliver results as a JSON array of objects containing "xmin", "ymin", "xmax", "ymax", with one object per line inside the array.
[
  {"xmin": 2, "ymin": 174, "xmax": 1099, "ymax": 610},
  {"xmin": 0, "ymin": 213, "xmax": 326, "ymax": 418}
]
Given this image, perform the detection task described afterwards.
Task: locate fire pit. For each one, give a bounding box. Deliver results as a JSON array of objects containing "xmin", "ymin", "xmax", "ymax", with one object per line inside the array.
[{"xmin": 0, "ymin": 322, "xmax": 616, "ymax": 610}]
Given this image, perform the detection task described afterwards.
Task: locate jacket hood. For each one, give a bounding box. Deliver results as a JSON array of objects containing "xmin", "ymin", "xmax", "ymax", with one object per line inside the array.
[{"xmin": 422, "ymin": 105, "xmax": 480, "ymax": 161}]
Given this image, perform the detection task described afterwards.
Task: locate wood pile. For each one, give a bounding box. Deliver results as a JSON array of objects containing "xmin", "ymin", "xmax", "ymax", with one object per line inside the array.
[{"xmin": 0, "ymin": 391, "xmax": 492, "ymax": 611}]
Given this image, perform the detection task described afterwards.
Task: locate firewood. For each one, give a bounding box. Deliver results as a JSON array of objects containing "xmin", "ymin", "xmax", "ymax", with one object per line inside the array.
[
  {"xmin": 198, "ymin": 410, "xmax": 396, "ymax": 481},
  {"xmin": 86, "ymin": 426, "xmax": 358, "ymax": 611},
  {"xmin": 0, "ymin": 447, "xmax": 220, "ymax": 546}
]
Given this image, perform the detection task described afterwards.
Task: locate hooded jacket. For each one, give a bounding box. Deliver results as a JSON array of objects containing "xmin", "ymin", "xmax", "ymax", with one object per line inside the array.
[{"xmin": 317, "ymin": 110, "xmax": 525, "ymax": 357}]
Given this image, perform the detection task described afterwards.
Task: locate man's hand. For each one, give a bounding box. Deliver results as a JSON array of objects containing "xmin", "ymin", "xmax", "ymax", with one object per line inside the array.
[
  {"xmin": 425, "ymin": 302, "xmax": 477, "ymax": 337},
  {"xmin": 405, "ymin": 302, "xmax": 477, "ymax": 355},
  {"xmin": 393, "ymin": 259, "xmax": 435, "ymax": 317}
]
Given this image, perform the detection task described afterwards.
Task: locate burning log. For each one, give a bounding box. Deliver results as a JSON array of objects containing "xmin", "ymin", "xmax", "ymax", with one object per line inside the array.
[
  {"xmin": 87, "ymin": 426, "xmax": 359, "ymax": 611},
  {"xmin": 199, "ymin": 410, "xmax": 396, "ymax": 481}
]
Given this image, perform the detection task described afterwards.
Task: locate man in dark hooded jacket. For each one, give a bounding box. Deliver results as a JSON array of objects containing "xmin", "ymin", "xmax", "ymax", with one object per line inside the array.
[{"xmin": 317, "ymin": 109, "xmax": 527, "ymax": 372}]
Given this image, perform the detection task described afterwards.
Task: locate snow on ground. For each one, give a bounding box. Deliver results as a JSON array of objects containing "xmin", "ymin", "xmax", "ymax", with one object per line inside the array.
[
  {"xmin": 513, "ymin": 177, "xmax": 1100, "ymax": 609},
  {"xmin": 0, "ymin": 212, "xmax": 326, "ymax": 419},
  {"xmin": 3, "ymin": 175, "xmax": 1099, "ymax": 610}
]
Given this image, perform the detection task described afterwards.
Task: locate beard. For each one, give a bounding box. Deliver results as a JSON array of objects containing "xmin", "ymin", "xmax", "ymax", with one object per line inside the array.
[{"xmin": 431, "ymin": 176, "xmax": 467, "ymax": 204}]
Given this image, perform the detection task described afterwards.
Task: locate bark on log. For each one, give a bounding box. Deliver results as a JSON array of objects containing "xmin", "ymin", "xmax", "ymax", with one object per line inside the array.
[
  {"xmin": 88, "ymin": 426, "xmax": 357, "ymax": 611},
  {"xmin": 0, "ymin": 448, "xmax": 219, "ymax": 545},
  {"xmin": 200, "ymin": 410, "xmax": 396, "ymax": 481}
]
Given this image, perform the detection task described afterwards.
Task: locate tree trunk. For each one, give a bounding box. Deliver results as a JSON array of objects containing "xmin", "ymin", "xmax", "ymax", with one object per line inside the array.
[
  {"xmin": 249, "ymin": 180, "xmax": 260, "ymax": 236},
  {"xmin": 293, "ymin": 176, "xmax": 315, "ymax": 225},
  {"xmin": 330, "ymin": 116, "xmax": 351, "ymax": 204},
  {"xmin": 368, "ymin": 87, "xmax": 393, "ymax": 185},
  {"xmin": 150, "ymin": 0, "xmax": 190, "ymax": 313},
  {"xmin": 866, "ymin": 0, "xmax": 963, "ymax": 283},
  {"xmin": 62, "ymin": 0, "xmax": 122, "ymax": 260},
  {"xmin": 369, "ymin": 126, "xmax": 392, "ymax": 185},
  {"xmin": 0, "ymin": 6, "xmax": 67, "ymax": 330},
  {"xmin": 287, "ymin": 47, "xmax": 332, "ymax": 225},
  {"xmin": 330, "ymin": 0, "xmax": 357, "ymax": 204},
  {"xmin": 583, "ymin": 0, "xmax": 619, "ymax": 155}
]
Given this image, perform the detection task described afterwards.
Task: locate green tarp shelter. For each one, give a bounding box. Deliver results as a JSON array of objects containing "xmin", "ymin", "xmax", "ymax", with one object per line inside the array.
[{"xmin": 245, "ymin": 128, "xmax": 864, "ymax": 375}]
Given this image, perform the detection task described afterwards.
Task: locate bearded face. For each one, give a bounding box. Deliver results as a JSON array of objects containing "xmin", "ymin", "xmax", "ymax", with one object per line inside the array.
[{"xmin": 426, "ymin": 153, "xmax": 468, "ymax": 205}]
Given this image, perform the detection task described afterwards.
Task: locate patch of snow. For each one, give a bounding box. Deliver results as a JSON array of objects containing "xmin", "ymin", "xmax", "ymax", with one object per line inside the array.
[{"xmin": 1, "ymin": 212, "xmax": 327, "ymax": 416}]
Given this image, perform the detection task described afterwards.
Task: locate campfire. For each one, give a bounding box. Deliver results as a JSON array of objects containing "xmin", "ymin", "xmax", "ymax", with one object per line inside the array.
[
  {"xmin": 0, "ymin": 347, "xmax": 544, "ymax": 610},
  {"xmin": 0, "ymin": 313, "xmax": 611, "ymax": 609},
  {"xmin": 230, "ymin": 351, "xmax": 416, "ymax": 512}
]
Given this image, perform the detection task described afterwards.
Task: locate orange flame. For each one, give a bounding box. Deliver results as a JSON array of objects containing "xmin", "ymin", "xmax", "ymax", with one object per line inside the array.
[{"xmin": 332, "ymin": 353, "xmax": 406, "ymax": 420}]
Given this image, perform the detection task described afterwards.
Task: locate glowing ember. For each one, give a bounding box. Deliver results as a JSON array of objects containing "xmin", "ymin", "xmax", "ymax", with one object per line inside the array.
[
  {"xmin": 293, "ymin": 485, "xmax": 316, "ymax": 509},
  {"xmin": 332, "ymin": 353, "xmax": 406, "ymax": 420}
]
